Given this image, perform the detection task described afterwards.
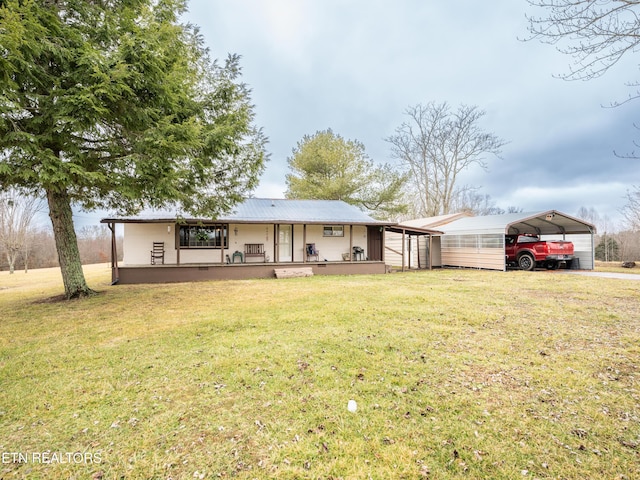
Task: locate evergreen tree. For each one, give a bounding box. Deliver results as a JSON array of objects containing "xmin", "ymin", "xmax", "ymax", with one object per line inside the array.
[
  {"xmin": 285, "ymin": 129, "xmax": 406, "ymax": 219},
  {"xmin": 0, "ymin": 0, "xmax": 267, "ymax": 298},
  {"xmin": 595, "ymin": 236, "xmax": 620, "ymax": 262}
]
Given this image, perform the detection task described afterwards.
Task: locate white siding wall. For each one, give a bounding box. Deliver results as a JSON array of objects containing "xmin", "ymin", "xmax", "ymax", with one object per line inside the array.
[
  {"xmin": 302, "ymin": 225, "xmax": 368, "ymax": 261},
  {"xmin": 542, "ymin": 233, "xmax": 594, "ymax": 270},
  {"xmin": 122, "ymin": 223, "xmax": 370, "ymax": 265},
  {"xmin": 230, "ymin": 224, "xmax": 273, "ymax": 262},
  {"xmin": 123, "ymin": 223, "xmax": 177, "ymax": 265}
]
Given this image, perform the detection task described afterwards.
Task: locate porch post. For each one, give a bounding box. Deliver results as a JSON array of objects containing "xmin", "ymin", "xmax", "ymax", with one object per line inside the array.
[
  {"xmin": 175, "ymin": 223, "xmax": 181, "ymax": 265},
  {"xmin": 221, "ymin": 224, "xmax": 225, "ymax": 265},
  {"xmin": 274, "ymin": 224, "xmax": 278, "ymax": 263},
  {"xmin": 382, "ymin": 226, "xmax": 386, "ymax": 263},
  {"xmin": 108, "ymin": 222, "xmax": 119, "ymax": 284},
  {"xmin": 402, "ymin": 229, "xmax": 406, "ymax": 272},
  {"xmin": 349, "ymin": 225, "xmax": 353, "ymax": 262},
  {"xmin": 303, "ymin": 224, "xmax": 307, "ymax": 263}
]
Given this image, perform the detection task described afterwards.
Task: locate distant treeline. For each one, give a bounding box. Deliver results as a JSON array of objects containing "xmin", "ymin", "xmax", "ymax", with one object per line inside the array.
[
  {"xmin": 0, "ymin": 225, "xmax": 122, "ymax": 272},
  {"xmin": 2, "ymin": 227, "xmax": 636, "ymax": 271},
  {"xmin": 595, "ymin": 230, "xmax": 640, "ymax": 263}
]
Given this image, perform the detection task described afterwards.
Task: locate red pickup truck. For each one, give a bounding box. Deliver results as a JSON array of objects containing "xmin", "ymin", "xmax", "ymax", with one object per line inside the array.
[{"xmin": 505, "ymin": 234, "xmax": 574, "ymax": 271}]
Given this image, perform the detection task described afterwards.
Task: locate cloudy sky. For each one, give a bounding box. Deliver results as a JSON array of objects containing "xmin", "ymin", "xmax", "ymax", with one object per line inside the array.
[{"xmin": 180, "ymin": 0, "xmax": 639, "ymax": 228}]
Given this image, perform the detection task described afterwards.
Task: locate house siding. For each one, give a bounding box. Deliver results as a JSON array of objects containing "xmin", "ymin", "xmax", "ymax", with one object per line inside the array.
[
  {"xmin": 441, "ymin": 247, "xmax": 506, "ymax": 270},
  {"xmin": 122, "ymin": 223, "xmax": 370, "ymax": 266},
  {"xmin": 440, "ymin": 233, "xmax": 506, "ymax": 270},
  {"xmin": 123, "ymin": 223, "xmax": 177, "ymax": 265}
]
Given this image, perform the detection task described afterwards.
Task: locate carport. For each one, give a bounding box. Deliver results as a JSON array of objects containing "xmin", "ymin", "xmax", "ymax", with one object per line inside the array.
[{"xmin": 435, "ymin": 210, "xmax": 596, "ymax": 271}]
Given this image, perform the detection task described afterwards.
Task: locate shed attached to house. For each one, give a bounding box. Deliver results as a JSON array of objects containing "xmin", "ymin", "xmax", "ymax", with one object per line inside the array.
[
  {"xmin": 385, "ymin": 213, "xmax": 468, "ymax": 270},
  {"xmin": 414, "ymin": 210, "xmax": 596, "ymax": 271},
  {"xmin": 384, "ymin": 223, "xmax": 444, "ymax": 270}
]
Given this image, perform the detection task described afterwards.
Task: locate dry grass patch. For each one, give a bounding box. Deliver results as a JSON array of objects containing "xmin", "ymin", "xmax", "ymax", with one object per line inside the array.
[
  {"xmin": 0, "ymin": 266, "xmax": 638, "ymax": 479},
  {"xmin": 595, "ymin": 260, "xmax": 640, "ymax": 274}
]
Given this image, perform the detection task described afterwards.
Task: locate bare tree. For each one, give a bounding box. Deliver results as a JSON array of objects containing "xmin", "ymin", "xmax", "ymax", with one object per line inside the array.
[
  {"xmin": 618, "ymin": 229, "xmax": 640, "ymax": 261},
  {"xmin": 0, "ymin": 189, "xmax": 44, "ymax": 273},
  {"xmin": 77, "ymin": 225, "xmax": 114, "ymax": 265},
  {"xmin": 386, "ymin": 102, "xmax": 506, "ymax": 216},
  {"xmin": 576, "ymin": 206, "xmax": 601, "ymax": 225},
  {"xmin": 527, "ymin": 1, "xmax": 640, "ymax": 155},
  {"xmin": 526, "ymin": 1, "xmax": 640, "ymax": 84},
  {"xmin": 453, "ymin": 192, "xmax": 503, "ymax": 216},
  {"xmin": 621, "ymin": 186, "xmax": 640, "ymax": 230}
]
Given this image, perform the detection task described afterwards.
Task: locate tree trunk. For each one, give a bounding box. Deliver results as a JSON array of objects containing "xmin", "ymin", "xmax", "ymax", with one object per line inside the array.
[
  {"xmin": 6, "ymin": 251, "xmax": 16, "ymax": 274},
  {"xmin": 46, "ymin": 188, "xmax": 95, "ymax": 299}
]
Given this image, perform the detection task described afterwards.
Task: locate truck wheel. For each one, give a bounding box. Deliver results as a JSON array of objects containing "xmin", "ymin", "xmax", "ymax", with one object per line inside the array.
[
  {"xmin": 518, "ymin": 253, "xmax": 535, "ymax": 271},
  {"xmin": 545, "ymin": 261, "xmax": 559, "ymax": 270}
]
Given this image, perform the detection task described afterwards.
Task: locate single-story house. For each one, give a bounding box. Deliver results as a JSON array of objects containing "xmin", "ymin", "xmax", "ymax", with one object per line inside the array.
[
  {"xmin": 101, "ymin": 198, "xmax": 404, "ymax": 284},
  {"xmin": 387, "ymin": 210, "xmax": 596, "ymax": 271}
]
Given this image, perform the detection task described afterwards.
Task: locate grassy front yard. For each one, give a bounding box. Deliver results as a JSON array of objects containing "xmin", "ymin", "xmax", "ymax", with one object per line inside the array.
[{"xmin": 1, "ymin": 265, "xmax": 638, "ymax": 479}]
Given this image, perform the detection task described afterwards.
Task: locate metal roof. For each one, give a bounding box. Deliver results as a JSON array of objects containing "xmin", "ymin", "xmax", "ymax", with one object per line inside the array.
[
  {"xmin": 436, "ymin": 210, "xmax": 596, "ymax": 235},
  {"xmin": 399, "ymin": 213, "xmax": 471, "ymax": 229},
  {"xmin": 387, "ymin": 225, "xmax": 443, "ymax": 235},
  {"xmin": 101, "ymin": 198, "xmax": 392, "ymax": 226}
]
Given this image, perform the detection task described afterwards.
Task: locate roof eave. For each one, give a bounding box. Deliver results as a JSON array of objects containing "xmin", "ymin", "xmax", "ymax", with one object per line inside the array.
[{"xmin": 100, "ymin": 217, "xmax": 395, "ymax": 226}]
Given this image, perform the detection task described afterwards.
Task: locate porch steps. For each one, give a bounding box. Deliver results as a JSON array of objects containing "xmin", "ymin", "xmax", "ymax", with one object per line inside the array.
[{"xmin": 274, "ymin": 267, "xmax": 314, "ymax": 279}]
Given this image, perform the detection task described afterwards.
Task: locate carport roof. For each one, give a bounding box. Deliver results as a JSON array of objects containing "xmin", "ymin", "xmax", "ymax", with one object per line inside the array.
[{"xmin": 436, "ymin": 210, "xmax": 596, "ymax": 236}]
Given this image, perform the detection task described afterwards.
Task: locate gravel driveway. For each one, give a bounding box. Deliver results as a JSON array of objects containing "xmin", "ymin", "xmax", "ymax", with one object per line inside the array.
[{"xmin": 560, "ymin": 270, "xmax": 640, "ymax": 280}]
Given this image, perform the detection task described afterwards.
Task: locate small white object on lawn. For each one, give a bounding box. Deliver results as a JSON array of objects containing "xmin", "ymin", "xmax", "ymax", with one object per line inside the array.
[{"xmin": 347, "ymin": 399, "xmax": 357, "ymax": 412}]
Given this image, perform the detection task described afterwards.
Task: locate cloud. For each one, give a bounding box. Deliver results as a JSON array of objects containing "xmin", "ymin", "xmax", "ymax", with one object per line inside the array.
[
  {"xmin": 184, "ymin": 0, "xmax": 639, "ymax": 227},
  {"xmin": 494, "ymin": 182, "xmax": 628, "ymax": 226}
]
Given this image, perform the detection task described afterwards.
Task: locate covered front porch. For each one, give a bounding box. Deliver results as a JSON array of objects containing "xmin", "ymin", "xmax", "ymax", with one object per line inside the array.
[{"xmin": 101, "ymin": 198, "xmax": 395, "ymax": 284}]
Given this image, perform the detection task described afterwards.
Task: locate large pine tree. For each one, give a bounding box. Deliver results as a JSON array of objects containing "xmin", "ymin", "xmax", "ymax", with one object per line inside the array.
[{"xmin": 0, "ymin": 0, "xmax": 267, "ymax": 298}]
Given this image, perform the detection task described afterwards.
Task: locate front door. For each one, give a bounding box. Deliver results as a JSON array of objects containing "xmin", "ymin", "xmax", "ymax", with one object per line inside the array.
[
  {"xmin": 278, "ymin": 225, "xmax": 292, "ymax": 262},
  {"xmin": 367, "ymin": 226, "xmax": 383, "ymax": 261}
]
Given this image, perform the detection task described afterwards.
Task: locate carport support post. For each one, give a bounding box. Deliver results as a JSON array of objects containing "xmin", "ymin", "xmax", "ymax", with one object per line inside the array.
[{"xmin": 591, "ymin": 227, "xmax": 595, "ymax": 270}]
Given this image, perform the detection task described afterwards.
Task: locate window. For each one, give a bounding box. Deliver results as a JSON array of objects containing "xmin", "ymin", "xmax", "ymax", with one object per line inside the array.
[
  {"xmin": 179, "ymin": 224, "xmax": 228, "ymax": 248},
  {"xmin": 323, "ymin": 225, "xmax": 344, "ymax": 237},
  {"xmin": 442, "ymin": 234, "xmax": 503, "ymax": 249},
  {"xmin": 517, "ymin": 234, "xmax": 540, "ymax": 244},
  {"xmin": 480, "ymin": 234, "xmax": 504, "ymax": 248}
]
